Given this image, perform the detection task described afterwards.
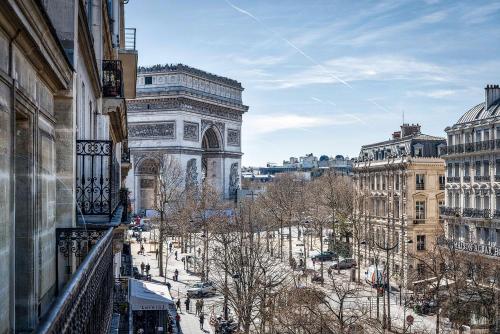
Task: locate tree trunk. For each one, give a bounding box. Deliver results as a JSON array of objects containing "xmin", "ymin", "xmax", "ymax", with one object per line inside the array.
[
  {"xmin": 288, "ymin": 220, "xmax": 292, "ymax": 263},
  {"xmin": 159, "ymin": 227, "xmax": 164, "ymax": 277}
]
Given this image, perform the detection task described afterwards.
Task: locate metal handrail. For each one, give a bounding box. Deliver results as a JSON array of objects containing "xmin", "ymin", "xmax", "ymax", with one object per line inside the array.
[
  {"xmin": 124, "ymin": 28, "xmax": 136, "ymax": 50},
  {"xmin": 36, "ymin": 228, "xmax": 114, "ymax": 333}
]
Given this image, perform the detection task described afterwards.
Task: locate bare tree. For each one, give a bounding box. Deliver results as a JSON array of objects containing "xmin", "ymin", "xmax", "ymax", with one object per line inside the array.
[{"xmin": 153, "ymin": 154, "xmax": 184, "ymax": 277}]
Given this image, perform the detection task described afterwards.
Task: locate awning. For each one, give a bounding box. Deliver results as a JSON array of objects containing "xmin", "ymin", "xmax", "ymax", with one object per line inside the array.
[{"xmin": 129, "ymin": 279, "xmax": 176, "ymax": 313}]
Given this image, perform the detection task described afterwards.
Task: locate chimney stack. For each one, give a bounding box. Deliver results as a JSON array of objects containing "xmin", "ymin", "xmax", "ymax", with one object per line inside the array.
[
  {"xmin": 485, "ymin": 84, "xmax": 500, "ymax": 109},
  {"xmin": 400, "ymin": 123, "xmax": 421, "ymax": 137}
]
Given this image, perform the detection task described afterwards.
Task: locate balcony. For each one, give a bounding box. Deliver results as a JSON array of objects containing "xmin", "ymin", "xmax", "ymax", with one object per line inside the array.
[
  {"xmin": 413, "ymin": 219, "xmax": 426, "ymax": 224},
  {"xmin": 440, "ymin": 206, "xmax": 460, "ymax": 217},
  {"xmin": 118, "ymin": 28, "xmax": 138, "ymax": 99},
  {"xmin": 437, "ymin": 237, "xmax": 500, "ymax": 257},
  {"xmin": 495, "ymin": 175, "xmax": 500, "ymax": 182},
  {"xmin": 416, "ymin": 183, "xmax": 425, "ymax": 190},
  {"xmin": 463, "ymin": 175, "xmax": 471, "ymax": 182},
  {"xmin": 494, "ymin": 210, "xmax": 500, "ymax": 219},
  {"xmin": 36, "ymin": 228, "xmax": 114, "ymax": 333},
  {"xmin": 123, "ymin": 28, "xmax": 136, "ymax": 51},
  {"xmin": 103, "ymin": 60, "xmax": 123, "ymax": 98},
  {"xmin": 446, "ymin": 176, "xmax": 460, "ymax": 183},
  {"xmin": 462, "ymin": 208, "xmax": 474, "ymax": 217},
  {"xmin": 474, "ymin": 175, "xmax": 491, "ymax": 182},
  {"xmin": 76, "ymin": 140, "xmax": 121, "ymax": 222}
]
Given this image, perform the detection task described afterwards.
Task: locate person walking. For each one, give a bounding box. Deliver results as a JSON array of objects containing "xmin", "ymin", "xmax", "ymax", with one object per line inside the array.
[
  {"xmin": 146, "ymin": 263, "xmax": 151, "ymax": 276},
  {"xmin": 175, "ymin": 313, "xmax": 181, "ymax": 332},
  {"xmin": 169, "ymin": 242, "xmax": 172, "ymax": 253},
  {"xmin": 199, "ymin": 299, "xmax": 204, "ymax": 313},
  {"xmin": 176, "ymin": 298, "xmax": 181, "ymax": 313},
  {"xmin": 174, "ymin": 269, "xmax": 179, "ymax": 281},
  {"xmin": 155, "ymin": 248, "xmax": 159, "ymax": 259},
  {"xmin": 184, "ymin": 297, "xmax": 190, "ymax": 313},
  {"xmin": 199, "ymin": 313, "xmax": 205, "ymax": 330},
  {"xmin": 195, "ymin": 300, "xmax": 200, "ymax": 316},
  {"xmin": 175, "ymin": 250, "xmax": 178, "ymax": 260},
  {"xmin": 140, "ymin": 262, "xmax": 145, "ymax": 275}
]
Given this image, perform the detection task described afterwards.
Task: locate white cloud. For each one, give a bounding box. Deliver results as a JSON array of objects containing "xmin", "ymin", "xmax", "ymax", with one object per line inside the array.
[
  {"xmin": 407, "ymin": 89, "xmax": 459, "ymax": 98},
  {"xmin": 461, "ymin": 2, "xmax": 500, "ymax": 24},
  {"xmin": 243, "ymin": 113, "xmax": 362, "ymax": 136},
  {"xmin": 254, "ymin": 55, "xmax": 450, "ymax": 89}
]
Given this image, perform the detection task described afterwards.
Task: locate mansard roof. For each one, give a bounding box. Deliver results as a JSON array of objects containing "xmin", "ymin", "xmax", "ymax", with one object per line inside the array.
[
  {"xmin": 456, "ymin": 99, "xmax": 500, "ymax": 124},
  {"xmin": 137, "ymin": 63, "xmax": 243, "ymax": 89}
]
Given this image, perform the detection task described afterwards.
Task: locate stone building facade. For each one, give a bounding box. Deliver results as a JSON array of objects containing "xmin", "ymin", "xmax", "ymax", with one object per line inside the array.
[
  {"xmin": 125, "ymin": 64, "xmax": 248, "ymax": 213},
  {"xmin": 353, "ymin": 124, "xmax": 446, "ymax": 288},
  {"xmin": 0, "ymin": 0, "xmax": 137, "ymax": 332},
  {"xmin": 441, "ymin": 85, "xmax": 500, "ymax": 259}
]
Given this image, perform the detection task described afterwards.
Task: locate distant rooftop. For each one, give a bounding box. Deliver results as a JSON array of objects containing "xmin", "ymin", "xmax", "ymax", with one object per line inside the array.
[{"xmin": 137, "ymin": 63, "xmax": 243, "ymax": 89}]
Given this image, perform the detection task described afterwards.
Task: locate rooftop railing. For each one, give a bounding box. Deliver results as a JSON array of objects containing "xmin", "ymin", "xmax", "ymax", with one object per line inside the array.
[
  {"xmin": 437, "ymin": 236, "xmax": 500, "ymax": 257},
  {"xmin": 123, "ymin": 28, "xmax": 136, "ymax": 51}
]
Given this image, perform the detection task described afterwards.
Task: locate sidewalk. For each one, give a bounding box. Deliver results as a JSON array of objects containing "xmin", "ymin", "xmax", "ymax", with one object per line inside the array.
[{"xmin": 130, "ymin": 232, "xmax": 213, "ymax": 334}]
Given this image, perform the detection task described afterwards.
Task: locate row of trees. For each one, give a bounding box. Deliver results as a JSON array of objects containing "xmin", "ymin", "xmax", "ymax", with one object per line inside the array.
[{"xmin": 149, "ymin": 155, "xmax": 499, "ymax": 333}]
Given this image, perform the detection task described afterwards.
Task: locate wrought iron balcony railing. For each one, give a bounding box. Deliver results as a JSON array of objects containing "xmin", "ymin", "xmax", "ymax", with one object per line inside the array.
[
  {"xmin": 446, "ymin": 176, "xmax": 460, "ymax": 183},
  {"xmin": 437, "ymin": 236, "xmax": 500, "ymax": 257},
  {"xmin": 103, "ymin": 60, "xmax": 123, "ymax": 97},
  {"xmin": 474, "ymin": 175, "xmax": 491, "ymax": 182},
  {"xmin": 463, "ymin": 175, "xmax": 471, "ymax": 182},
  {"xmin": 440, "ymin": 206, "xmax": 460, "ymax": 217},
  {"xmin": 416, "ymin": 183, "xmax": 425, "ymax": 190},
  {"xmin": 36, "ymin": 228, "xmax": 114, "ymax": 333},
  {"xmin": 495, "ymin": 175, "xmax": 500, "ymax": 182},
  {"xmin": 76, "ymin": 140, "xmax": 120, "ymax": 218},
  {"xmin": 462, "ymin": 208, "xmax": 474, "ymax": 217},
  {"xmin": 494, "ymin": 210, "xmax": 500, "ymax": 218}
]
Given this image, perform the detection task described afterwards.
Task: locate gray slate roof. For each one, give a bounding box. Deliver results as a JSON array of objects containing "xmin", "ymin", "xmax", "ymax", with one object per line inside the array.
[{"xmin": 456, "ymin": 99, "xmax": 500, "ymax": 124}]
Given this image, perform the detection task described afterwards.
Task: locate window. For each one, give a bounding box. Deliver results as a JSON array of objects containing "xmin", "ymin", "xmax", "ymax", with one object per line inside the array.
[
  {"xmin": 454, "ymin": 163, "xmax": 460, "ymax": 177},
  {"xmin": 414, "ymin": 144, "xmax": 423, "ymax": 157},
  {"xmin": 484, "ymin": 130, "xmax": 490, "ymax": 141},
  {"xmin": 484, "ymin": 196, "xmax": 490, "ymax": 210},
  {"xmin": 475, "ymin": 161, "xmax": 481, "ymax": 176},
  {"xmin": 415, "ymin": 201, "xmax": 426, "ymax": 219},
  {"xmin": 496, "ymin": 193, "xmax": 500, "ymax": 211},
  {"xmin": 475, "ymin": 195, "xmax": 481, "ymax": 209},
  {"xmin": 145, "ymin": 76, "xmax": 153, "ymax": 85},
  {"xmin": 447, "ymin": 163, "xmax": 452, "ymax": 177},
  {"xmin": 497, "ymin": 160, "xmax": 500, "ymax": 176},
  {"xmin": 464, "ymin": 162, "xmax": 470, "ymax": 177},
  {"xmin": 465, "ymin": 193, "xmax": 470, "ymax": 208},
  {"xmin": 417, "ymin": 235, "xmax": 426, "ymax": 251},
  {"xmin": 475, "ymin": 130, "xmax": 482, "ymax": 141},
  {"xmin": 484, "ymin": 161, "xmax": 490, "ymax": 177},
  {"xmin": 439, "ymin": 175, "xmax": 445, "ymax": 190},
  {"xmin": 416, "ymin": 174, "xmax": 425, "ymax": 190},
  {"xmin": 455, "ymin": 193, "xmax": 460, "ymax": 207}
]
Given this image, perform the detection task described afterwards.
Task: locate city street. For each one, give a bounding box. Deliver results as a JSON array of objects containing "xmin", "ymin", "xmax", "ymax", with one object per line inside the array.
[{"xmin": 130, "ymin": 226, "xmax": 445, "ymax": 334}]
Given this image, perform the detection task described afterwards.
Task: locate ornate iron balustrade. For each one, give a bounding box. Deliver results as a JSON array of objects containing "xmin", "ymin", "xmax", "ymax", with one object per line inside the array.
[
  {"xmin": 446, "ymin": 176, "xmax": 460, "ymax": 183},
  {"xmin": 474, "ymin": 175, "xmax": 491, "ymax": 182},
  {"xmin": 462, "ymin": 208, "xmax": 474, "ymax": 217},
  {"xmin": 494, "ymin": 210, "xmax": 500, "ymax": 218},
  {"xmin": 495, "ymin": 175, "xmax": 500, "ymax": 182},
  {"xmin": 36, "ymin": 228, "xmax": 114, "ymax": 334},
  {"xmin": 76, "ymin": 140, "xmax": 119, "ymax": 217},
  {"xmin": 440, "ymin": 206, "xmax": 460, "ymax": 217},
  {"xmin": 437, "ymin": 236, "xmax": 500, "ymax": 257},
  {"xmin": 471, "ymin": 209, "xmax": 484, "ymax": 218},
  {"xmin": 483, "ymin": 208, "xmax": 491, "ymax": 218},
  {"xmin": 496, "ymin": 139, "xmax": 500, "ymax": 149},
  {"xmin": 413, "ymin": 219, "xmax": 426, "ymax": 224},
  {"xmin": 103, "ymin": 60, "xmax": 123, "ymax": 97},
  {"xmin": 463, "ymin": 175, "xmax": 471, "ymax": 182},
  {"xmin": 416, "ymin": 183, "xmax": 425, "ymax": 190}
]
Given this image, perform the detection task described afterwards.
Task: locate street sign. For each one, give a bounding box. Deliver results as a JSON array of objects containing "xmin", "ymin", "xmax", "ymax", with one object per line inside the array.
[{"xmin": 406, "ymin": 315, "xmax": 414, "ymax": 325}]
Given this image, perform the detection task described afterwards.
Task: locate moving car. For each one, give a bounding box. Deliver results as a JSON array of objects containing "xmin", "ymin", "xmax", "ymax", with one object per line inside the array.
[
  {"xmin": 187, "ymin": 281, "xmax": 216, "ymax": 297},
  {"xmin": 311, "ymin": 251, "xmax": 337, "ymax": 262},
  {"xmin": 330, "ymin": 258, "xmax": 357, "ymax": 270}
]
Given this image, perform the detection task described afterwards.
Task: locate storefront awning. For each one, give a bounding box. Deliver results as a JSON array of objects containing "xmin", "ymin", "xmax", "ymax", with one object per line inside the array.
[{"xmin": 129, "ymin": 279, "xmax": 175, "ymax": 312}]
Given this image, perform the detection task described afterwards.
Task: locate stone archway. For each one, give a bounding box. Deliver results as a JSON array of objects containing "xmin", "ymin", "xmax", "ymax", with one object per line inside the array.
[
  {"xmin": 201, "ymin": 127, "xmax": 222, "ymax": 189},
  {"xmin": 135, "ymin": 158, "xmax": 160, "ymax": 213}
]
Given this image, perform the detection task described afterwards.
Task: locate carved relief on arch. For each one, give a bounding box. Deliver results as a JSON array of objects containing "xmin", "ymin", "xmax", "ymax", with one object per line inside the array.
[
  {"xmin": 135, "ymin": 158, "xmax": 160, "ymax": 175},
  {"xmin": 201, "ymin": 119, "xmax": 225, "ymax": 143}
]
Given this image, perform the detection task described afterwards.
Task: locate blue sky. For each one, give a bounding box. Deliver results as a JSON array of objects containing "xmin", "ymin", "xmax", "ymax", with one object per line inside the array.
[{"xmin": 126, "ymin": 0, "xmax": 500, "ymax": 166}]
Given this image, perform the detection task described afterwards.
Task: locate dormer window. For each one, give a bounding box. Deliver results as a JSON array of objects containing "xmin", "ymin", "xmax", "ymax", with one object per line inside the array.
[
  {"xmin": 414, "ymin": 143, "xmax": 424, "ymax": 157},
  {"xmin": 145, "ymin": 76, "xmax": 153, "ymax": 85}
]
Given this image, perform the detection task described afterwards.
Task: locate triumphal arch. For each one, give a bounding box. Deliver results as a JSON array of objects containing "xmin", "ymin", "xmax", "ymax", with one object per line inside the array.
[{"xmin": 125, "ymin": 64, "xmax": 248, "ymax": 213}]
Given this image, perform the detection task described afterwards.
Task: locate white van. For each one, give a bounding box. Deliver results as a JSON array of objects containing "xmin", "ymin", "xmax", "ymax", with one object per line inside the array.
[{"xmin": 365, "ymin": 265, "xmax": 385, "ymax": 287}]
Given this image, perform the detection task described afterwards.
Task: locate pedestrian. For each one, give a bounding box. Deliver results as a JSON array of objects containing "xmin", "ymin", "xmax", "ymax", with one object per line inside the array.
[
  {"xmin": 175, "ymin": 250, "xmax": 178, "ymax": 260},
  {"xmin": 140, "ymin": 262, "xmax": 145, "ymax": 275},
  {"xmin": 169, "ymin": 242, "xmax": 172, "ymax": 252},
  {"xmin": 199, "ymin": 299, "xmax": 204, "ymax": 313},
  {"xmin": 140, "ymin": 244, "xmax": 145, "ymax": 255},
  {"xmin": 184, "ymin": 297, "xmax": 190, "ymax": 313},
  {"xmin": 176, "ymin": 298, "xmax": 181, "ymax": 312},
  {"xmin": 155, "ymin": 248, "xmax": 159, "ymax": 259},
  {"xmin": 199, "ymin": 313, "xmax": 205, "ymax": 330},
  {"xmin": 174, "ymin": 269, "xmax": 179, "ymax": 281},
  {"xmin": 146, "ymin": 263, "xmax": 150, "ymax": 275},
  {"xmin": 197, "ymin": 247, "xmax": 201, "ymax": 256},
  {"xmin": 195, "ymin": 300, "xmax": 200, "ymax": 316},
  {"xmin": 175, "ymin": 313, "xmax": 181, "ymax": 331}
]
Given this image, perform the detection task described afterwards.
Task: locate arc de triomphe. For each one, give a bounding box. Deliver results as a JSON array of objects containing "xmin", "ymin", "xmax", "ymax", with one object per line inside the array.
[{"xmin": 125, "ymin": 64, "xmax": 248, "ymax": 214}]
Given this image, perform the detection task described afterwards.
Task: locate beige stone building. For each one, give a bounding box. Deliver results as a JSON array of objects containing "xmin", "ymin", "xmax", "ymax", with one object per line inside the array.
[{"xmin": 353, "ymin": 124, "xmax": 446, "ymax": 288}]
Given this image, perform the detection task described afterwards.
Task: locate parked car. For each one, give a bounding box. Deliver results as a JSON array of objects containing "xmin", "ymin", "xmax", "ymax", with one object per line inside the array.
[
  {"xmin": 330, "ymin": 258, "xmax": 357, "ymax": 270},
  {"xmin": 311, "ymin": 251, "xmax": 337, "ymax": 262},
  {"xmin": 187, "ymin": 281, "xmax": 216, "ymax": 297}
]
